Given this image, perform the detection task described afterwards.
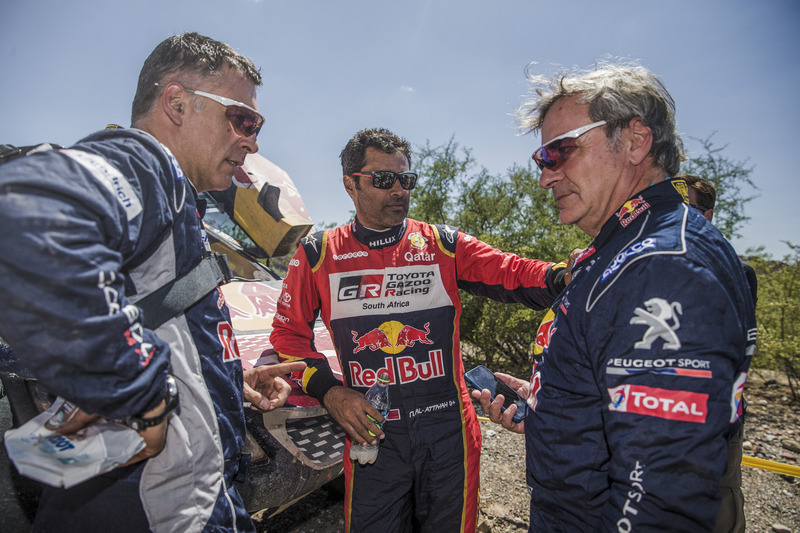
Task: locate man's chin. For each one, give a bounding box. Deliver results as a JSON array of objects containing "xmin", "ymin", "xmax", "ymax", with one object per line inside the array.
[
  {"xmin": 558, "ymin": 210, "xmax": 575, "ymax": 226},
  {"xmin": 210, "ymin": 173, "xmax": 236, "ymax": 192},
  {"xmin": 381, "ymin": 214, "xmax": 407, "ymax": 228}
]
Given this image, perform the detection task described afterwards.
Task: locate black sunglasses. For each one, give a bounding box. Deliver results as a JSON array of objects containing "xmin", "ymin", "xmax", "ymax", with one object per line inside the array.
[
  {"xmin": 689, "ymin": 203, "xmax": 711, "ymax": 213},
  {"xmin": 351, "ymin": 171, "xmax": 417, "ymax": 190}
]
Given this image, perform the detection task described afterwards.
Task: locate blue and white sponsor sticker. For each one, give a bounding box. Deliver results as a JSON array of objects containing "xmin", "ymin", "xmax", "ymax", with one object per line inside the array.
[
  {"xmin": 602, "ymin": 238, "xmax": 656, "ymax": 281},
  {"xmin": 62, "ymin": 149, "xmax": 143, "ymax": 221}
]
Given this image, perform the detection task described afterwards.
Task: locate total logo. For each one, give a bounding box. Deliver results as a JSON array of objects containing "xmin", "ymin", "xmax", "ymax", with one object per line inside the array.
[
  {"xmin": 350, "ymin": 351, "xmax": 445, "ymax": 387},
  {"xmin": 615, "ymin": 196, "xmax": 651, "ymax": 227},
  {"xmin": 607, "ymin": 383, "xmax": 708, "ymax": 423},
  {"xmin": 352, "ymin": 321, "xmax": 433, "ymax": 354}
]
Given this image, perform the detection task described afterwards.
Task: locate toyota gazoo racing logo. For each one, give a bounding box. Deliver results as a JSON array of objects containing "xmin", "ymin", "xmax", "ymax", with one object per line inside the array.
[
  {"xmin": 533, "ymin": 309, "xmax": 556, "ymax": 355},
  {"xmin": 351, "ymin": 321, "xmax": 433, "ymax": 354},
  {"xmin": 607, "ymin": 384, "xmax": 708, "ymax": 423},
  {"xmin": 337, "ymin": 271, "xmax": 435, "ymax": 300},
  {"xmin": 615, "ymin": 196, "xmax": 651, "ymax": 227},
  {"xmin": 338, "ymin": 274, "xmax": 383, "ymax": 301}
]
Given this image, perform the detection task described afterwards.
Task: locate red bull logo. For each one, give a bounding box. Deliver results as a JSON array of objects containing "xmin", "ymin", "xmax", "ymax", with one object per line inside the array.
[
  {"xmin": 350, "ymin": 356, "xmax": 396, "ymax": 386},
  {"xmin": 217, "ymin": 322, "xmax": 241, "ymax": 362},
  {"xmin": 350, "ymin": 350, "xmax": 445, "ymax": 387},
  {"xmin": 615, "ymin": 196, "xmax": 651, "ymax": 227},
  {"xmin": 351, "ymin": 321, "xmax": 433, "ymax": 354},
  {"xmin": 396, "ymin": 323, "xmax": 433, "ymax": 347},
  {"xmin": 398, "ymin": 349, "xmax": 443, "ymax": 383},
  {"xmin": 533, "ymin": 309, "xmax": 556, "ymax": 355},
  {"xmin": 352, "ymin": 328, "xmax": 393, "ymax": 353}
]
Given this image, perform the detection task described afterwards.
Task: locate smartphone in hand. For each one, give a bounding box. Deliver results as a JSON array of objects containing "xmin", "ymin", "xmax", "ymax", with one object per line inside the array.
[{"xmin": 464, "ymin": 365, "xmax": 526, "ymax": 423}]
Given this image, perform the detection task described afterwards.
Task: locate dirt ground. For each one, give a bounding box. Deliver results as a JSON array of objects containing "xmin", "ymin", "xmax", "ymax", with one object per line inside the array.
[{"xmin": 257, "ymin": 370, "xmax": 800, "ymax": 532}]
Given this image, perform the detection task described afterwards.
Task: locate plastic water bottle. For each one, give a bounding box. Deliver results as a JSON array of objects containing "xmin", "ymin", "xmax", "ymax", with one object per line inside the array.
[{"xmin": 350, "ymin": 370, "xmax": 390, "ymax": 465}]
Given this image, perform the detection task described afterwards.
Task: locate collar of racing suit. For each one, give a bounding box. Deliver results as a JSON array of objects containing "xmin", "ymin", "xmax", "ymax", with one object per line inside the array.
[
  {"xmin": 579, "ymin": 178, "xmax": 685, "ymax": 269},
  {"xmin": 350, "ymin": 217, "xmax": 408, "ymax": 249}
]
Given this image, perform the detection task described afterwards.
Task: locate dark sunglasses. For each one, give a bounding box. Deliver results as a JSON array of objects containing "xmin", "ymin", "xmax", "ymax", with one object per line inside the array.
[
  {"xmin": 154, "ymin": 83, "xmax": 265, "ymax": 138},
  {"xmin": 532, "ymin": 120, "xmax": 607, "ymax": 171},
  {"xmin": 352, "ymin": 171, "xmax": 418, "ymax": 190},
  {"xmin": 689, "ymin": 203, "xmax": 711, "ymax": 213}
]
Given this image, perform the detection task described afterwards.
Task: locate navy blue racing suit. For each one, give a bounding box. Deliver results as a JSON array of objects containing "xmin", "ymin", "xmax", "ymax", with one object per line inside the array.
[
  {"xmin": 0, "ymin": 128, "xmax": 253, "ymax": 532},
  {"xmin": 525, "ymin": 179, "xmax": 756, "ymax": 532}
]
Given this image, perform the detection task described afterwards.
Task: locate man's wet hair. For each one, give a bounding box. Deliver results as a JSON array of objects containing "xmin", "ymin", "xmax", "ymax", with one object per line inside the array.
[{"xmin": 131, "ymin": 32, "xmax": 262, "ymax": 125}]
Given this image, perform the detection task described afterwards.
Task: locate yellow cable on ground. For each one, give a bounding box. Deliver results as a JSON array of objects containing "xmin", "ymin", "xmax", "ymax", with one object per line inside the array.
[
  {"xmin": 741, "ymin": 455, "xmax": 800, "ymax": 477},
  {"xmin": 476, "ymin": 416, "xmax": 800, "ymax": 478}
]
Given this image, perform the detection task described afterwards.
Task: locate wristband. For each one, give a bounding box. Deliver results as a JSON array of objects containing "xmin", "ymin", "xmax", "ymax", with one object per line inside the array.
[{"xmin": 126, "ymin": 374, "xmax": 179, "ymax": 431}]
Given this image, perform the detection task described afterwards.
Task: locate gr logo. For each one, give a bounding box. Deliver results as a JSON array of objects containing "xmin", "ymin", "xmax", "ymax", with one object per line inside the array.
[{"xmin": 338, "ymin": 274, "xmax": 384, "ymax": 301}]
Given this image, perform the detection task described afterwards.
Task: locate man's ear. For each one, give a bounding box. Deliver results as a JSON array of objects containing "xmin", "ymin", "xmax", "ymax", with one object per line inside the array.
[
  {"xmin": 343, "ymin": 175, "xmax": 356, "ymax": 198},
  {"xmin": 627, "ymin": 117, "xmax": 653, "ymax": 166},
  {"xmin": 160, "ymin": 82, "xmax": 186, "ymax": 127}
]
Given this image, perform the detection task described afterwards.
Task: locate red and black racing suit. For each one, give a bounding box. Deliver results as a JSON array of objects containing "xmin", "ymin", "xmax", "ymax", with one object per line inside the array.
[{"xmin": 270, "ymin": 217, "xmax": 565, "ymax": 532}]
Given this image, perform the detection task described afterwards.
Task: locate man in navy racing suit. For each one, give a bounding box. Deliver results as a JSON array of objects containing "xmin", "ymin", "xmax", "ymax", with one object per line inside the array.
[
  {"xmin": 270, "ymin": 127, "xmax": 569, "ymax": 532},
  {"xmin": 0, "ymin": 33, "xmax": 303, "ymax": 532},
  {"xmin": 475, "ymin": 64, "xmax": 756, "ymax": 532}
]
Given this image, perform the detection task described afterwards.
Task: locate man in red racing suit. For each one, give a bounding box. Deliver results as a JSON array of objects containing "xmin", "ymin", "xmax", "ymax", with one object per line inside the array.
[{"xmin": 270, "ymin": 128, "xmax": 567, "ymax": 532}]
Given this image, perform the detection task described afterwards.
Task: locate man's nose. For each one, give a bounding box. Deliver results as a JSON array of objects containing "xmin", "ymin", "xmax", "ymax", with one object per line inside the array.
[
  {"xmin": 538, "ymin": 167, "xmax": 559, "ymax": 189},
  {"xmin": 241, "ymin": 135, "xmax": 258, "ymax": 154},
  {"xmin": 389, "ymin": 178, "xmax": 406, "ymax": 194}
]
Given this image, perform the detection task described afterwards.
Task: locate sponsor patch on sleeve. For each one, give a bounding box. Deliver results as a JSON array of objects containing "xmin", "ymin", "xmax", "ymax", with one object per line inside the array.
[{"xmin": 62, "ymin": 149, "xmax": 143, "ymax": 221}]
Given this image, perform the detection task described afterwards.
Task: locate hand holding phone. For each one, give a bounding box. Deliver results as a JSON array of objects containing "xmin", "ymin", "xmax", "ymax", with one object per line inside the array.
[{"xmin": 464, "ymin": 365, "xmax": 526, "ymax": 423}]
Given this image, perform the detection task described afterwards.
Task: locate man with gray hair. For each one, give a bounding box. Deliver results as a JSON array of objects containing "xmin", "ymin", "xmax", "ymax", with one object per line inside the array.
[{"xmin": 475, "ymin": 63, "xmax": 756, "ymax": 531}]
